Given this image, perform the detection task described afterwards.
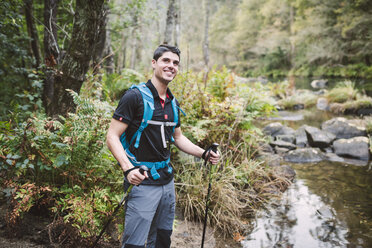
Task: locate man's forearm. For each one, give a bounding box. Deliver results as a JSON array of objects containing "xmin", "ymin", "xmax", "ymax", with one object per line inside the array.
[
  {"xmin": 106, "ymin": 134, "xmax": 134, "ymax": 172},
  {"xmin": 174, "ymin": 133, "xmax": 204, "ymax": 158}
]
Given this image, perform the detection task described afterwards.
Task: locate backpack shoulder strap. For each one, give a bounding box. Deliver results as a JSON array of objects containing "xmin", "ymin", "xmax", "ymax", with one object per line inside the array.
[{"xmin": 130, "ymin": 83, "xmax": 155, "ymax": 148}]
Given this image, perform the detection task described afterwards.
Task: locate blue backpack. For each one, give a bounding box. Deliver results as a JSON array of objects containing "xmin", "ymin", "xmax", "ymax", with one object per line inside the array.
[{"xmin": 120, "ymin": 83, "xmax": 184, "ymax": 180}]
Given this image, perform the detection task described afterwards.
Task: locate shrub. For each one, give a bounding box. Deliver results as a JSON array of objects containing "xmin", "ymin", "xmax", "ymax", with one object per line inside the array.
[{"xmin": 1, "ymin": 90, "xmax": 123, "ymax": 242}]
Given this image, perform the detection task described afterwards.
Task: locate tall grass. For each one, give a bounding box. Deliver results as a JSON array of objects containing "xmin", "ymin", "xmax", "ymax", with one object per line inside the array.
[
  {"xmin": 326, "ymin": 81, "xmax": 358, "ymax": 103},
  {"xmin": 174, "ymin": 139, "xmax": 289, "ymax": 235},
  {"xmin": 172, "ymin": 69, "xmax": 289, "ymax": 235}
]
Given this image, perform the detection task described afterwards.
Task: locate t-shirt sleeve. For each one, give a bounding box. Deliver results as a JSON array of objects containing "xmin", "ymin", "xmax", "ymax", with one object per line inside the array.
[{"xmin": 113, "ymin": 89, "xmax": 140, "ymax": 124}]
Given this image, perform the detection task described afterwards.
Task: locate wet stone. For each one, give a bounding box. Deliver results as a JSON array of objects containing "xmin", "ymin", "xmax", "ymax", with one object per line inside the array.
[{"xmin": 284, "ymin": 148, "xmax": 326, "ymax": 163}]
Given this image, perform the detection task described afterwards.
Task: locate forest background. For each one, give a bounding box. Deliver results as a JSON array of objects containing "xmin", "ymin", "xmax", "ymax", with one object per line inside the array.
[{"xmin": 0, "ymin": 0, "xmax": 371, "ymax": 247}]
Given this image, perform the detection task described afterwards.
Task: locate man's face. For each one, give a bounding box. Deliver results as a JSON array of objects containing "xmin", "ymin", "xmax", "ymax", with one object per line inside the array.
[{"xmin": 152, "ymin": 51, "xmax": 180, "ymax": 84}]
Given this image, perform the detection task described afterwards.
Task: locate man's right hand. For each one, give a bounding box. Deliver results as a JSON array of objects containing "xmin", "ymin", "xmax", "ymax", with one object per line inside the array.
[{"xmin": 127, "ymin": 168, "xmax": 148, "ymax": 186}]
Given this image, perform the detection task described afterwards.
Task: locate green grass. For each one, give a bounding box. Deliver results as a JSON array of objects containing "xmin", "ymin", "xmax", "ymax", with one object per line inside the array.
[
  {"xmin": 277, "ymin": 90, "xmax": 318, "ymax": 110},
  {"xmin": 326, "ymin": 81, "xmax": 357, "ymax": 103},
  {"xmin": 174, "ymin": 140, "xmax": 290, "ymax": 236}
]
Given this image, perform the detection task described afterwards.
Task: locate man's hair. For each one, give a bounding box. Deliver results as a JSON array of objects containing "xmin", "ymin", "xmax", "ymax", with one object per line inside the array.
[{"xmin": 153, "ymin": 44, "xmax": 181, "ymax": 61}]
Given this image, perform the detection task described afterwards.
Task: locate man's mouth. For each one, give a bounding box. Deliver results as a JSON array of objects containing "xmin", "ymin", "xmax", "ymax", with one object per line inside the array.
[{"xmin": 164, "ymin": 70, "xmax": 174, "ymax": 76}]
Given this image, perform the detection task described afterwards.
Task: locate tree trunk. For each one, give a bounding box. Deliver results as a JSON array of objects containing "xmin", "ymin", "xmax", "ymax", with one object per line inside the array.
[
  {"xmin": 130, "ymin": 28, "xmax": 138, "ymax": 69},
  {"xmin": 173, "ymin": 0, "xmax": 180, "ymax": 47},
  {"xmin": 43, "ymin": 0, "xmax": 59, "ymax": 115},
  {"xmin": 164, "ymin": 0, "xmax": 175, "ymax": 45},
  {"xmin": 92, "ymin": 3, "xmax": 109, "ymax": 74},
  {"xmin": 129, "ymin": 6, "xmax": 139, "ymax": 69},
  {"xmin": 116, "ymin": 32, "xmax": 127, "ymax": 73},
  {"xmin": 202, "ymin": 0, "xmax": 210, "ymax": 69},
  {"xmin": 155, "ymin": 0, "xmax": 161, "ymax": 45},
  {"xmin": 202, "ymin": 0, "xmax": 210, "ymax": 85},
  {"xmin": 104, "ymin": 27, "xmax": 115, "ymax": 74},
  {"xmin": 24, "ymin": 0, "xmax": 41, "ymax": 68},
  {"xmin": 289, "ymin": 4, "xmax": 295, "ymax": 69},
  {"xmin": 44, "ymin": 0, "xmax": 106, "ymax": 117}
]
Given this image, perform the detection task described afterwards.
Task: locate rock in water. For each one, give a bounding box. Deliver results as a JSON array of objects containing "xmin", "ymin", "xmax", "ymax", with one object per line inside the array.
[
  {"xmin": 284, "ymin": 148, "xmax": 326, "ymax": 163},
  {"xmin": 333, "ymin": 136, "xmax": 370, "ymax": 161},
  {"xmin": 304, "ymin": 126, "xmax": 336, "ymax": 148},
  {"xmin": 321, "ymin": 117, "xmax": 367, "ymax": 139}
]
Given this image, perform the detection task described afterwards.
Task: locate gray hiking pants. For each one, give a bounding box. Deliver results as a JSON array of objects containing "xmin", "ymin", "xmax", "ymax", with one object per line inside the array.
[{"xmin": 121, "ymin": 179, "xmax": 175, "ymax": 248}]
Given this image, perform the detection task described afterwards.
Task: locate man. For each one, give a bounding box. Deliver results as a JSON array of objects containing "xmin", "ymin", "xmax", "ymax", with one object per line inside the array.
[{"xmin": 106, "ymin": 44, "xmax": 219, "ymax": 248}]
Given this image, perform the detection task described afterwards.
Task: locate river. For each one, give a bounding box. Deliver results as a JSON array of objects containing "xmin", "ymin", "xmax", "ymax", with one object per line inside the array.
[{"xmin": 243, "ymin": 109, "xmax": 372, "ymax": 248}]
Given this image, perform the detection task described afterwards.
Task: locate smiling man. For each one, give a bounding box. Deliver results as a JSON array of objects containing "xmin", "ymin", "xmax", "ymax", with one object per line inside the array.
[{"xmin": 106, "ymin": 44, "xmax": 219, "ymax": 248}]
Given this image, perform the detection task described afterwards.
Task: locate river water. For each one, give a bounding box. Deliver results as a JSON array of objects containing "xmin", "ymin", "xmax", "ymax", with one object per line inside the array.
[{"xmin": 243, "ymin": 109, "xmax": 372, "ymax": 248}]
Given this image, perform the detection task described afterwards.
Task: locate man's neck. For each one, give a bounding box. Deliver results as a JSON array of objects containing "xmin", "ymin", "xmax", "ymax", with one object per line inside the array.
[{"xmin": 151, "ymin": 76, "xmax": 169, "ymax": 99}]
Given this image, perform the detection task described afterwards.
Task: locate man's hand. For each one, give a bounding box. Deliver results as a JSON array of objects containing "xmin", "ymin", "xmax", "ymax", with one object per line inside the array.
[
  {"xmin": 205, "ymin": 150, "xmax": 220, "ymax": 165},
  {"xmin": 127, "ymin": 168, "xmax": 148, "ymax": 186}
]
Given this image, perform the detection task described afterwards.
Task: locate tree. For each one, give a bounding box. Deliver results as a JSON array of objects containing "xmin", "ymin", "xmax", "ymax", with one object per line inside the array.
[
  {"xmin": 43, "ymin": 0, "xmax": 59, "ymax": 114},
  {"xmin": 164, "ymin": 0, "xmax": 176, "ymax": 45},
  {"xmin": 24, "ymin": 0, "xmax": 42, "ymax": 68},
  {"xmin": 202, "ymin": 0, "xmax": 210, "ymax": 70},
  {"xmin": 43, "ymin": 0, "xmax": 106, "ymax": 117}
]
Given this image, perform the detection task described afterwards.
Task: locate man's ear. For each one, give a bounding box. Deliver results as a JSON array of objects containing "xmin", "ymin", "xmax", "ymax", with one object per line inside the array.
[{"xmin": 151, "ymin": 59, "xmax": 156, "ymax": 69}]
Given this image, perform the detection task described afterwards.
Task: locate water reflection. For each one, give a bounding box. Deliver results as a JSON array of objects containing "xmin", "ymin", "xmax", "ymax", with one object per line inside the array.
[{"xmin": 242, "ymin": 162, "xmax": 372, "ymax": 248}]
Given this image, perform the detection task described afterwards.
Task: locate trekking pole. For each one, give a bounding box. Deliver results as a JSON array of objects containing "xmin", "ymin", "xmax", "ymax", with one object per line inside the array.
[
  {"xmin": 201, "ymin": 143, "xmax": 219, "ymax": 248},
  {"xmin": 91, "ymin": 165, "xmax": 148, "ymax": 248}
]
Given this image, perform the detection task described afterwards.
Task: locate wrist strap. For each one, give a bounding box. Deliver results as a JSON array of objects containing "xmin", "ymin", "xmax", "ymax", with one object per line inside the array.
[
  {"xmin": 202, "ymin": 150, "xmax": 208, "ymax": 160},
  {"xmin": 124, "ymin": 167, "xmax": 137, "ymax": 179}
]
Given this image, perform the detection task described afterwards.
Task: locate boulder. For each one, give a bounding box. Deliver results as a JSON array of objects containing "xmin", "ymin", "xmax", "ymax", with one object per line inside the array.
[
  {"xmin": 261, "ymin": 154, "xmax": 283, "ymax": 167},
  {"xmin": 304, "ymin": 126, "xmax": 336, "ymax": 148},
  {"xmin": 311, "ymin": 79, "xmax": 328, "ymax": 89},
  {"xmin": 321, "ymin": 117, "xmax": 367, "ymax": 139},
  {"xmin": 324, "ymin": 153, "xmax": 345, "ymax": 163},
  {"xmin": 263, "ymin": 122, "xmax": 295, "ymax": 138},
  {"xmin": 322, "ymin": 147, "xmax": 333, "ymax": 153},
  {"xmin": 293, "ymin": 103, "xmax": 305, "ymax": 110},
  {"xmin": 275, "ymin": 134, "xmax": 295, "ymax": 144},
  {"xmin": 271, "ymin": 164, "xmax": 296, "ymax": 182},
  {"xmin": 284, "ymin": 148, "xmax": 326, "ymax": 163},
  {"xmin": 316, "ymin": 97, "xmax": 329, "ymax": 110},
  {"xmin": 313, "ymin": 89, "xmax": 327, "ymax": 95},
  {"xmin": 333, "ymin": 136, "xmax": 370, "ymax": 161},
  {"xmin": 294, "ymin": 125, "xmax": 310, "ymax": 147},
  {"xmin": 259, "ymin": 143, "xmax": 275, "ymax": 154},
  {"xmin": 270, "ymin": 140, "xmax": 296, "ymax": 150},
  {"xmin": 274, "ymin": 146, "xmax": 290, "ymax": 155}
]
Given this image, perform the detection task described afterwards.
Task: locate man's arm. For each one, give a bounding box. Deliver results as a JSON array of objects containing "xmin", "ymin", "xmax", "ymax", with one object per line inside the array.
[
  {"xmin": 106, "ymin": 118, "xmax": 147, "ymax": 185},
  {"xmin": 173, "ymin": 127, "xmax": 219, "ymax": 164}
]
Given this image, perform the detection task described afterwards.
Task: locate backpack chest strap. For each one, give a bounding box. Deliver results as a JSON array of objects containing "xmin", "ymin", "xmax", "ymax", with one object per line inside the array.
[{"xmin": 147, "ymin": 120, "xmax": 177, "ymax": 148}]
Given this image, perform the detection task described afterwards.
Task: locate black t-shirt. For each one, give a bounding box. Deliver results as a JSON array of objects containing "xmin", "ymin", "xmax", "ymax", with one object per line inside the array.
[{"xmin": 113, "ymin": 80, "xmax": 180, "ymax": 185}]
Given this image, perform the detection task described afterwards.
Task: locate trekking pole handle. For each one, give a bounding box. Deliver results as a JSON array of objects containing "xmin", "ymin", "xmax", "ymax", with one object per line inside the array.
[
  {"xmin": 138, "ymin": 165, "xmax": 148, "ymax": 175},
  {"xmin": 210, "ymin": 143, "xmax": 219, "ymax": 153}
]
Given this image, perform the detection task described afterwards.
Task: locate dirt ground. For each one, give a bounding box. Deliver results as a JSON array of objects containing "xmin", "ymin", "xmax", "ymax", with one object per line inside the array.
[{"xmin": 0, "ymin": 200, "xmax": 240, "ymax": 248}]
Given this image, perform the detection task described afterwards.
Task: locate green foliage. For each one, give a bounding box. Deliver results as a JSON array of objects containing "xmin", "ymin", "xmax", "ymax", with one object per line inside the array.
[
  {"xmin": 1, "ymin": 90, "xmax": 121, "ymax": 240},
  {"xmin": 171, "ymin": 69, "xmax": 284, "ymax": 234},
  {"xmin": 171, "ymin": 69, "xmax": 276, "ymax": 147},
  {"xmin": 101, "ymin": 69, "xmax": 146, "ymax": 102},
  {"xmin": 278, "ymin": 89, "xmax": 318, "ymax": 110},
  {"xmin": 365, "ymin": 117, "xmax": 372, "ymax": 135},
  {"xmin": 326, "ymin": 81, "xmax": 358, "ymax": 103},
  {"xmin": 0, "ymin": 1, "xmax": 34, "ymax": 120},
  {"xmin": 206, "ymin": 0, "xmax": 372, "ymax": 78}
]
